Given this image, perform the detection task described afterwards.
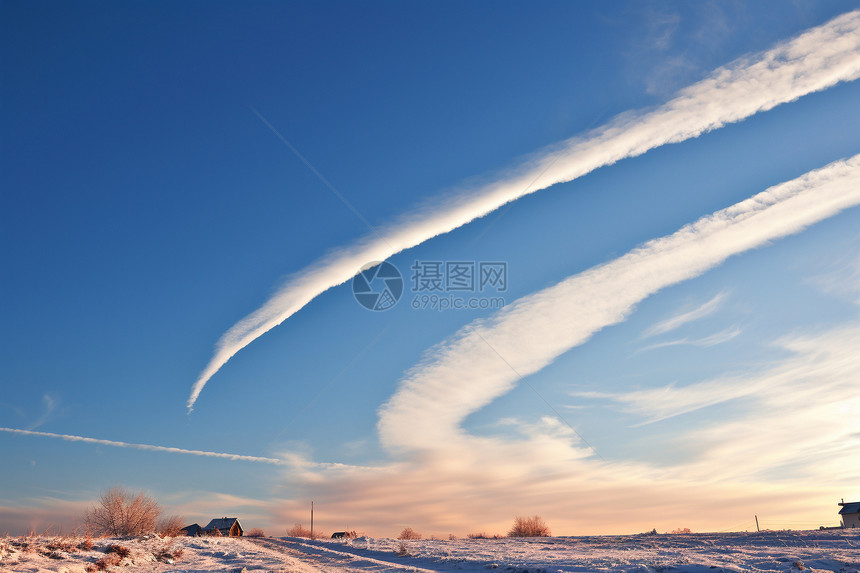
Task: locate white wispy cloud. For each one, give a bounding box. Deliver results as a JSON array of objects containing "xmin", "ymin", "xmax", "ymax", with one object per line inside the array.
[
  {"xmin": 272, "ymin": 321, "xmax": 860, "ymax": 536},
  {"xmin": 657, "ymin": 325, "xmax": 860, "ymax": 482},
  {"xmin": 587, "ymin": 326, "xmax": 860, "ymax": 427},
  {"xmin": 637, "ymin": 325, "xmax": 742, "ymax": 353},
  {"xmin": 26, "ymin": 394, "xmax": 57, "ymax": 431},
  {"xmin": 378, "ymin": 155, "xmax": 860, "ymax": 452},
  {"xmin": 246, "ymin": 160, "xmax": 860, "ymax": 535},
  {"xmin": 642, "ymin": 292, "xmax": 728, "ymax": 337},
  {"xmin": 187, "ymin": 10, "xmax": 860, "ymax": 411},
  {"xmin": 0, "ymin": 427, "xmax": 284, "ymax": 465},
  {"xmin": 807, "ymin": 248, "xmax": 860, "ymax": 304}
]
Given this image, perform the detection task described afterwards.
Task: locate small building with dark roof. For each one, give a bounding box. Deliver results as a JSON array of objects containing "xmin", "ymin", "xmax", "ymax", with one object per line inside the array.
[
  {"xmin": 181, "ymin": 523, "xmax": 202, "ymax": 537},
  {"xmin": 203, "ymin": 517, "xmax": 244, "ymax": 537},
  {"xmin": 839, "ymin": 501, "xmax": 860, "ymax": 528}
]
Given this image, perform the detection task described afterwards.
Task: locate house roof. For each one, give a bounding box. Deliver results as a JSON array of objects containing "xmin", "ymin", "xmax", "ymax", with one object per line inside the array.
[
  {"xmin": 204, "ymin": 517, "xmax": 242, "ymax": 531},
  {"xmin": 839, "ymin": 502, "xmax": 860, "ymax": 515}
]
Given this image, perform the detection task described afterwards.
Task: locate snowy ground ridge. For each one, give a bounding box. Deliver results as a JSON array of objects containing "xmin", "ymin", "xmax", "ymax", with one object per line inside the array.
[{"xmin": 1, "ymin": 529, "xmax": 858, "ymax": 573}]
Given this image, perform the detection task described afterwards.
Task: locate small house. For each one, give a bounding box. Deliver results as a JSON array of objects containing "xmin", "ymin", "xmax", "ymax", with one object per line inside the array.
[
  {"xmin": 203, "ymin": 517, "xmax": 244, "ymax": 537},
  {"xmin": 331, "ymin": 531, "xmax": 357, "ymax": 539},
  {"xmin": 839, "ymin": 500, "xmax": 860, "ymax": 528},
  {"xmin": 182, "ymin": 523, "xmax": 202, "ymax": 537}
]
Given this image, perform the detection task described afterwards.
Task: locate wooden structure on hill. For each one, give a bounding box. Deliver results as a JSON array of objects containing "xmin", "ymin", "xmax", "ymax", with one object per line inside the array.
[{"xmin": 182, "ymin": 517, "xmax": 244, "ymax": 537}]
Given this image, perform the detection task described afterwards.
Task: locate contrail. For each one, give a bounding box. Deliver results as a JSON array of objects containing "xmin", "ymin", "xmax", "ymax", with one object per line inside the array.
[
  {"xmin": 377, "ymin": 155, "xmax": 860, "ymax": 451},
  {"xmin": 188, "ymin": 10, "xmax": 860, "ymax": 411},
  {"xmin": 0, "ymin": 427, "xmax": 284, "ymax": 464}
]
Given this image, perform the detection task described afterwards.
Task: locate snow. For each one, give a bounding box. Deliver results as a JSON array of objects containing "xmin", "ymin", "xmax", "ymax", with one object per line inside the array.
[{"xmin": 2, "ymin": 530, "xmax": 858, "ymax": 573}]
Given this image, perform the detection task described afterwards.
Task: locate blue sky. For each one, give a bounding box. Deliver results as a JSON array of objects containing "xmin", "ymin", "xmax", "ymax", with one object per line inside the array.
[{"xmin": 2, "ymin": 1, "xmax": 859, "ymax": 536}]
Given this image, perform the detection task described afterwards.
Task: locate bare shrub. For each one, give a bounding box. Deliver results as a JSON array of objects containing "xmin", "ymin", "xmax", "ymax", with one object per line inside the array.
[
  {"xmin": 396, "ymin": 540, "xmax": 409, "ymax": 556},
  {"xmin": 84, "ymin": 487, "xmax": 162, "ymax": 537},
  {"xmin": 286, "ymin": 523, "xmax": 312, "ymax": 537},
  {"xmin": 669, "ymin": 527, "xmax": 692, "ymax": 534},
  {"xmin": 246, "ymin": 528, "xmax": 266, "ymax": 537},
  {"xmin": 78, "ymin": 536, "xmax": 94, "ymax": 551},
  {"xmin": 285, "ymin": 523, "xmax": 327, "ymax": 539},
  {"xmin": 398, "ymin": 527, "xmax": 421, "ymax": 540},
  {"xmin": 448, "ymin": 534, "xmax": 458, "ymax": 540},
  {"xmin": 507, "ymin": 516, "xmax": 550, "ymax": 538},
  {"xmin": 156, "ymin": 515, "xmax": 184, "ymax": 537}
]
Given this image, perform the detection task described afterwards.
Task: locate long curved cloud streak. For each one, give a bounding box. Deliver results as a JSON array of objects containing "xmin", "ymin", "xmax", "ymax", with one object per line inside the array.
[
  {"xmin": 378, "ymin": 155, "xmax": 860, "ymax": 451},
  {"xmin": 188, "ymin": 10, "xmax": 860, "ymax": 410},
  {"xmin": 0, "ymin": 427, "xmax": 284, "ymax": 464}
]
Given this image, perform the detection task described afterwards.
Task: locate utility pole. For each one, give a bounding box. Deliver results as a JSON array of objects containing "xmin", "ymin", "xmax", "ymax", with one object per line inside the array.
[
  {"xmin": 311, "ymin": 501, "xmax": 314, "ymax": 539},
  {"xmin": 755, "ymin": 515, "xmax": 760, "ymax": 532}
]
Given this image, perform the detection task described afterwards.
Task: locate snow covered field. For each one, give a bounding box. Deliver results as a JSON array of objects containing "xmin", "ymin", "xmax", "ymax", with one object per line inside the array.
[{"xmin": 2, "ymin": 530, "xmax": 858, "ymax": 573}]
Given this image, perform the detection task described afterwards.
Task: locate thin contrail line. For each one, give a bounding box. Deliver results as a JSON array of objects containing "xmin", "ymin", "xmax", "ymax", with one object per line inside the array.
[
  {"xmin": 277, "ymin": 324, "xmax": 393, "ymax": 437},
  {"xmin": 0, "ymin": 427, "xmax": 284, "ymax": 465},
  {"xmin": 250, "ymin": 106, "xmax": 392, "ymax": 250}
]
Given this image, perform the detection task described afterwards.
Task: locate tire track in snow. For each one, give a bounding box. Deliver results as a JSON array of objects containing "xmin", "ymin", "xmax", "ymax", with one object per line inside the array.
[{"xmin": 247, "ymin": 537, "xmax": 440, "ymax": 573}]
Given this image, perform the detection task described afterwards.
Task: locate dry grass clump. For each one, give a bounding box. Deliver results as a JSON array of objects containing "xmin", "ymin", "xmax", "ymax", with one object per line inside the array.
[
  {"xmin": 398, "ymin": 527, "xmax": 421, "ymax": 540},
  {"xmin": 104, "ymin": 544, "xmax": 131, "ymax": 559},
  {"xmin": 246, "ymin": 528, "xmax": 266, "ymax": 537},
  {"xmin": 154, "ymin": 541, "xmax": 183, "ymax": 563},
  {"xmin": 507, "ymin": 516, "xmax": 551, "ymax": 538},
  {"xmin": 35, "ymin": 535, "xmax": 79, "ymax": 559},
  {"xmin": 45, "ymin": 536, "xmax": 79, "ymax": 553},
  {"xmin": 395, "ymin": 540, "xmax": 409, "ymax": 556},
  {"xmin": 467, "ymin": 532, "xmax": 503, "ymax": 539},
  {"xmin": 87, "ymin": 551, "xmax": 122, "ymax": 572},
  {"xmin": 1, "ymin": 535, "xmax": 188, "ymax": 573}
]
